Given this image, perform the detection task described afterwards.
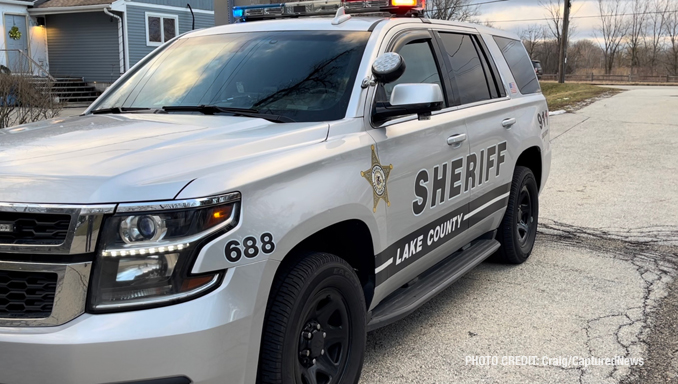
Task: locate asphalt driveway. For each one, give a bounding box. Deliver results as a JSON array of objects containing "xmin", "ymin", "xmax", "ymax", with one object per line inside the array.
[{"xmin": 360, "ymin": 86, "xmax": 678, "ymax": 384}]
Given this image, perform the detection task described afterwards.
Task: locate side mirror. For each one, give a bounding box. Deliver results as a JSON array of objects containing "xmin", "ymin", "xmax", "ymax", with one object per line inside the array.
[
  {"xmin": 374, "ymin": 83, "xmax": 444, "ymax": 123},
  {"xmin": 390, "ymin": 83, "xmax": 444, "ymax": 108},
  {"xmin": 371, "ymin": 52, "xmax": 406, "ymax": 83}
]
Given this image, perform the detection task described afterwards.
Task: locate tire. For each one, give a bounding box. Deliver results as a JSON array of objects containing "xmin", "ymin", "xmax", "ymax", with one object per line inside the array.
[
  {"xmin": 257, "ymin": 252, "xmax": 366, "ymax": 384},
  {"xmin": 495, "ymin": 166, "xmax": 539, "ymax": 264}
]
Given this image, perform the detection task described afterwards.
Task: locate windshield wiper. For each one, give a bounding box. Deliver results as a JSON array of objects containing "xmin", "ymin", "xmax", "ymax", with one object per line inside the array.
[
  {"xmin": 90, "ymin": 107, "xmax": 161, "ymax": 114},
  {"xmin": 161, "ymin": 105, "xmax": 295, "ymax": 123}
]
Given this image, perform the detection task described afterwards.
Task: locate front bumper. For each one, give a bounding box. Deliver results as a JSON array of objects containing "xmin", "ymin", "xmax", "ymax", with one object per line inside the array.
[{"xmin": 0, "ymin": 260, "xmax": 273, "ymax": 384}]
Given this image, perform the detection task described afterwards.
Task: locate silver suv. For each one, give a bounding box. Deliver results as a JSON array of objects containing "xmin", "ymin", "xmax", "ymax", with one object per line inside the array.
[{"xmin": 0, "ymin": 5, "xmax": 550, "ymax": 384}]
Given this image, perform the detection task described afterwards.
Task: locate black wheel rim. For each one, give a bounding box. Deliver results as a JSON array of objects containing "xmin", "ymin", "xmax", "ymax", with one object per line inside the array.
[
  {"xmin": 296, "ymin": 288, "xmax": 351, "ymax": 384},
  {"xmin": 516, "ymin": 185, "xmax": 533, "ymax": 246}
]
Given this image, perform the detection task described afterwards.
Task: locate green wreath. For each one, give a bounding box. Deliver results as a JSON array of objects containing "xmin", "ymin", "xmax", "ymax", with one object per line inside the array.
[{"xmin": 8, "ymin": 26, "xmax": 21, "ymax": 40}]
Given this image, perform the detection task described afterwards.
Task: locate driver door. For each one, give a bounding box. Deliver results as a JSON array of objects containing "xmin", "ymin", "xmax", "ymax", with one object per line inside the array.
[{"xmin": 366, "ymin": 28, "xmax": 471, "ymax": 297}]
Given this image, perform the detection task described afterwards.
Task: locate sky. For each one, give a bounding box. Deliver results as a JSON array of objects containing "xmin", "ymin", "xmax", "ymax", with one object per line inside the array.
[{"xmin": 476, "ymin": 0, "xmax": 603, "ymax": 41}]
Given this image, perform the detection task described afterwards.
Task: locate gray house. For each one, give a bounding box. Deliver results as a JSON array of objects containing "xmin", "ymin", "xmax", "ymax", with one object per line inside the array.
[{"xmin": 29, "ymin": 0, "xmax": 215, "ymax": 85}]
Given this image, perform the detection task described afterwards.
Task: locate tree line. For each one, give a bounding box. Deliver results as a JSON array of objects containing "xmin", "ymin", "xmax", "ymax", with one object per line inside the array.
[
  {"xmin": 425, "ymin": 0, "xmax": 678, "ymax": 77},
  {"xmin": 523, "ymin": 0, "xmax": 678, "ymax": 76}
]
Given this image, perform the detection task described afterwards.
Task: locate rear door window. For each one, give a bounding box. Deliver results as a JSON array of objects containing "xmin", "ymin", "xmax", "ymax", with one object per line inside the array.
[
  {"xmin": 437, "ymin": 32, "xmax": 505, "ymax": 105},
  {"xmin": 493, "ymin": 36, "xmax": 540, "ymax": 94},
  {"xmin": 438, "ymin": 33, "xmax": 491, "ymax": 105}
]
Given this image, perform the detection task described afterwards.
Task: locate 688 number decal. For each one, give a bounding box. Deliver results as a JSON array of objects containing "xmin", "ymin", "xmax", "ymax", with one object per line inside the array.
[{"xmin": 225, "ymin": 232, "xmax": 276, "ymax": 262}]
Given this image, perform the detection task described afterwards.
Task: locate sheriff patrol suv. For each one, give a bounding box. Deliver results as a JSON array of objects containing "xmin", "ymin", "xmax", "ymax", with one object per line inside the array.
[{"xmin": 0, "ymin": 1, "xmax": 550, "ymax": 383}]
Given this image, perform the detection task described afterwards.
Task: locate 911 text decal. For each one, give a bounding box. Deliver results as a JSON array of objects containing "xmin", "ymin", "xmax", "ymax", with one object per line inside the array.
[
  {"xmin": 225, "ymin": 232, "xmax": 276, "ymax": 262},
  {"xmin": 537, "ymin": 110, "xmax": 549, "ymax": 130}
]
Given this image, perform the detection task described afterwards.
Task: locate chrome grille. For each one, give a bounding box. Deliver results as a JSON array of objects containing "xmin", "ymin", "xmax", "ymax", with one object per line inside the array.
[
  {"xmin": 0, "ymin": 270, "xmax": 57, "ymax": 318},
  {"xmin": 0, "ymin": 261, "xmax": 91, "ymax": 327},
  {"xmin": 0, "ymin": 203, "xmax": 115, "ymax": 255},
  {"xmin": 0, "ymin": 202, "xmax": 114, "ymax": 327},
  {"xmin": 0, "ymin": 212, "xmax": 71, "ymax": 245}
]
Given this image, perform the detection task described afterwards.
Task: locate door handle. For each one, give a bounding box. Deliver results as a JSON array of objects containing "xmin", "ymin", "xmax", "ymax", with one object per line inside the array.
[
  {"xmin": 502, "ymin": 118, "xmax": 517, "ymax": 128},
  {"xmin": 447, "ymin": 133, "xmax": 467, "ymax": 146}
]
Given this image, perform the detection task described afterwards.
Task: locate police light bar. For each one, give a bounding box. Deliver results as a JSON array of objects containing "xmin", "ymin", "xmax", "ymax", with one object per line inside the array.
[
  {"xmin": 234, "ymin": 0, "xmax": 424, "ymax": 21},
  {"xmin": 284, "ymin": 0, "xmax": 341, "ymax": 16},
  {"xmin": 233, "ymin": 3, "xmax": 284, "ymax": 19}
]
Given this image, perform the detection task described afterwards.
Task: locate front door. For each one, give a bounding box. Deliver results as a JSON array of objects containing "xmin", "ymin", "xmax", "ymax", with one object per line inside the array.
[
  {"xmin": 366, "ymin": 29, "xmax": 471, "ymax": 295},
  {"xmin": 4, "ymin": 15, "xmax": 29, "ymax": 73}
]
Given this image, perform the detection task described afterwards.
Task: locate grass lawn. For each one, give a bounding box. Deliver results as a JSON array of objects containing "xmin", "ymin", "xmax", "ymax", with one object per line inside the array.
[{"xmin": 540, "ymin": 82, "xmax": 621, "ymax": 111}]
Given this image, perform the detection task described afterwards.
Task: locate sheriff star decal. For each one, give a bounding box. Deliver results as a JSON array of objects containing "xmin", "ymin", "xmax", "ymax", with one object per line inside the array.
[{"xmin": 361, "ymin": 145, "xmax": 393, "ymax": 213}]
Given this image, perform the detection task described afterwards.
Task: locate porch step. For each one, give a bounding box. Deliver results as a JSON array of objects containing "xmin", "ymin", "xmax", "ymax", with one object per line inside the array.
[
  {"xmin": 57, "ymin": 95, "xmax": 99, "ymax": 103},
  {"xmin": 36, "ymin": 87, "xmax": 97, "ymax": 93},
  {"xmin": 27, "ymin": 76, "xmax": 101, "ymax": 104},
  {"xmin": 52, "ymin": 90, "xmax": 98, "ymax": 95}
]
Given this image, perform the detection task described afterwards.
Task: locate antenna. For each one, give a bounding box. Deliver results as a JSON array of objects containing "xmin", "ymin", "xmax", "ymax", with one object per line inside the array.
[{"xmin": 332, "ymin": 7, "xmax": 351, "ymax": 25}]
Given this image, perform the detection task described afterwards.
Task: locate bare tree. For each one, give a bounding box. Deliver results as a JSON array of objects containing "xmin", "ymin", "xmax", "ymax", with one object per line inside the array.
[
  {"xmin": 569, "ymin": 39, "xmax": 605, "ymax": 72},
  {"xmin": 521, "ymin": 24, "xmax": 546, "ymax": 58},
  {"xmin": 425, "ymin": 0, "xmax": 479, "ymax": 21},
  {"xmin": 540, "ymin": 0, "xmax": 564, "ymax": 47},
  {"xmin": 539, "ymin": 0, "xmax": 577, "ymax": 75},
  {"xmin": 0, "ymin": 70, "xmax": 63, "ymax": 129},
  {"xmin": 596, "ymin": 0, "xmax": 630, "ymax": 74},
  {"xmin": 626, "ymin": 0, "xmax": 648, "ymax": 74},
  {"xmin": 532, "ymin": 39, "xmax": 560, "ymax": 74},
  {"xmin": 645, "ymin": 0, "xmax": 670, "ymax": 74},
  {"xmin": 481, "ymin": 20, "xmax": 495, "ymax": 28},
  {"xmin": 666, "ymin": 7, "xmax": 678, "ymax": 76}
]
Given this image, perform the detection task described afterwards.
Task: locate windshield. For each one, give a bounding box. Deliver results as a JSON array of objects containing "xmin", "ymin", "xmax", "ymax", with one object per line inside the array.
[{"xmin": 94, "ymin": 31, "xmax": 370, "ymax": 122}]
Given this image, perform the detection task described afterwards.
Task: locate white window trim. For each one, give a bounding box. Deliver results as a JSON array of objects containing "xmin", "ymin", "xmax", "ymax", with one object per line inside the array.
[
  {"xmin": 145, "ymin": 12, "xmax": 178, "ymax": 47},
  {"xmin": 127, "ymin": 2, "xmax": 214, "ymax": 15}
]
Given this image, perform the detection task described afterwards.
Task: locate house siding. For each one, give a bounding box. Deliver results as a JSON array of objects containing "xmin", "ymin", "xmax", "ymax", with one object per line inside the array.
[
  {"xmin": 131, "ymin": 0, "xmax": 214, "ymax": 11},
  {"xmin": 126, "ymin": 4, "xmax": 214, "ymax": 67},
  {"xmin": 46, "ymin": 12, "xmax": 120, "ymax": 83}
]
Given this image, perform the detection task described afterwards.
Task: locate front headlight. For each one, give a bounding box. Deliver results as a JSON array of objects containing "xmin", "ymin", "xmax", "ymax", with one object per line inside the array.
[{"xmin": 89, "ymin": 192, "xmax": 240, "ymax": 312}]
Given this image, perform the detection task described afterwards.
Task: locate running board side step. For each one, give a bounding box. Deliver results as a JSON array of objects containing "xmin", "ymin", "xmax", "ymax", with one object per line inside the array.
[{"xmin": 367, "ymin": 239, "xmax": 500, "ymax": 331}]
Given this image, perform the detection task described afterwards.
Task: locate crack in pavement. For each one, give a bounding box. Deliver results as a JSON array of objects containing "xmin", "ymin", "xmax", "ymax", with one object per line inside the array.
[
  {"xmin": 621, "ymin": 275, "xmax": 678, "ymax": 384},
  {"xmin": 538, "ymin": 219, "xmax": 678, "ymax": 383},
  {"xmin": 551, "ymin": 116, "xmax": 591, "ymax": 141},
  {"xmin": 573, "ymin": 115, "xmax": 678, "ymax": 129}
]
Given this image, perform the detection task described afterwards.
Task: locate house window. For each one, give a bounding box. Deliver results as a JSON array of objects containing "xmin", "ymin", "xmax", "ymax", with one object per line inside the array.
[{"xmin": 146, "ymin": 13, "xmax": 178, "ymax": 46}]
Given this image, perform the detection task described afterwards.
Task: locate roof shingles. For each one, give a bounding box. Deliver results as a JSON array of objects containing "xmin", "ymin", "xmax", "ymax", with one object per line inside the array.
[{"xmin": 36, "ymin": 0, "xmax": 112, "ymax": 8}]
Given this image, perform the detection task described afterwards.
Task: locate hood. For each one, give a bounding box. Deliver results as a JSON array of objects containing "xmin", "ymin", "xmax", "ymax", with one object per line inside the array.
[{"xmin": 0, "ymin": 114, "xmax": 329, "ymax": 204}]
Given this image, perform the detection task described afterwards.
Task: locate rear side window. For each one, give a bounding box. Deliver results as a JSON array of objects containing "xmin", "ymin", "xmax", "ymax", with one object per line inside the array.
[
  {"xmin": 439, "ymin": 33, "xmax": 491, "ymax": 105},
  {"xmin": 493, "ymin": 36, "xmax": 540, "ymax": 94}
]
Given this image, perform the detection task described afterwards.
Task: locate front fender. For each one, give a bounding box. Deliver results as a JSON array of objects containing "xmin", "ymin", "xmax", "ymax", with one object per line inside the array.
[
  {"xmin": 178, "ymin": 129, "xmax": 380, "ymax": 384},
  {"xmin": 185, "ymin": 129, "xmax": 382, "ymax": 274}
]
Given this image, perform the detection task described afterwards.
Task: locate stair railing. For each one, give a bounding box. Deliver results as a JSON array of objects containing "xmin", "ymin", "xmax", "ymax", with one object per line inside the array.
[{"xmin": 0, "ymin": 49, "xmax": 55, "ymax": 82}]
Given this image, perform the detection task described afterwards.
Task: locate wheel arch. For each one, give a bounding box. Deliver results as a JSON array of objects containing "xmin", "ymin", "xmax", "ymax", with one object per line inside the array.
[
  {"xmin": 278, "ymin": 219, "xmax": 376, "ymax": 309},
  {"xmin": 516, "ymin": 146, "xmax": 542, "ymax": 191}
]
